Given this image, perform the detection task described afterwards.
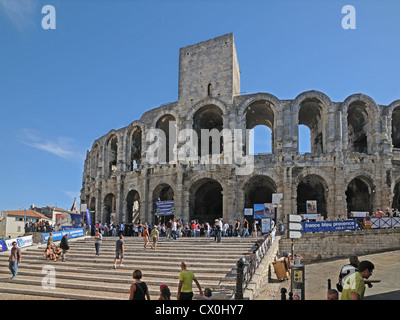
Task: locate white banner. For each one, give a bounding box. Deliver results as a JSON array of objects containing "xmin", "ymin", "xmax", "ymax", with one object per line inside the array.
[{"xmin": 5, "ymin": 235, "xmax": 33, "ymax": 250}]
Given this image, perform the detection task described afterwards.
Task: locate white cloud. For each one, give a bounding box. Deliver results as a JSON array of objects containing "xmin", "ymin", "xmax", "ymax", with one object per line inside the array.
[
  {"xmin": 19, "ymin": 128, "xmax": 85, "ymax": 161},
  {"xmin": 0, "ymin": 0, "xmax": 38, "ymax": 29}
]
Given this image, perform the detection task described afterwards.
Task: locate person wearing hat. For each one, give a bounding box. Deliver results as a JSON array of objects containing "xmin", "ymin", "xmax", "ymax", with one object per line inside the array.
[
  {"xmin": 151, "ymin": 225, "xmax": 159, "ymax": 250},
  {"xmin": 158, "ymin": 284, "xmax": 171, "ymax": 300}
]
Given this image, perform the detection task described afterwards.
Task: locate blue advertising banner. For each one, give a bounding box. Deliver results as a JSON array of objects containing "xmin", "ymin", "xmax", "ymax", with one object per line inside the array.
[
  {"xmin": 302, "ymin": 219, "xmax": 357, "ymax": 233},
  {"xmin": 0, "ymin": 240, "xmax": 7, "ymax": 252},
  {"xmin": 85, "ymin": 209, "xmax": 91, "ymax": 226},
  {"xmin": 41, "ymin": 228, "xmax": 85, "ymax": 243},
  {"xmin": 155, "ymin": 201, "xmax": 174, "ymax": 216}
]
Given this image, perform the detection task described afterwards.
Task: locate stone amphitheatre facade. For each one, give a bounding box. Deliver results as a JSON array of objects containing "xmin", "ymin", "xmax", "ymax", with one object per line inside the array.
[{"xmin": 80, "ymin": 33, "xmax": 400, "ymax": 226}]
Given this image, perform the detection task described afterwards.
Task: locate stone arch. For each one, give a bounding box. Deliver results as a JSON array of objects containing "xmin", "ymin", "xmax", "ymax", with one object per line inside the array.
[
  {"xmin": 192, "ymin": 104, "xmax": 224, "ymax": 157},
  {"xmin": 387, "ymin": 100, "xmax": 400, "ymax": 149},
  {"xmin": 295, "ymin": 174, "xmax": 329, "ymax": 217},
  {"xmin": 126, "ymin": 123, "xmax": 143, "ymax": 170},
  {"xmin": 89, "ymin": 196, "xmax": 96, "ymax": 226},
  {"xmin": 104, "ymin": 133, "xmax": 118, "ymax": 177},
  {"xmin": 340, "ymin": 94, "xmax": 380, "ymax": 154},
  {"xmin": 155, "ymin": 114, "xmax": 177, "ymax": 163},
  {"xmin": 291, "ymin": 91, "xmax": 331, "ymax": 154},
  {"xmin": 126, "ymin": 189, "xmax": 140, "ymax": 223},
  {"xmin": 186, "ymin": 97, "xmax": 228, "ymax": 120},
  {"xmin": 189, "ymin": 177, "xmax": 223, "ymax": 223},
  {"xmin": 345, "ymin": 175, "xmax": 375, "ymax": 215},
  {"xmin": 242, "ymin": 175, "xmax": 278, "ymax": 208},
  {"xmin": 103, "ymin": 193, "xmax": 116, "ymax": 224}
]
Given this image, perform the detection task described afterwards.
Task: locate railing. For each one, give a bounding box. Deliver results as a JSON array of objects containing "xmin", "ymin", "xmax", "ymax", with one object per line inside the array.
[{"xmin": 235, "ymin": 228, "xmax": 276, "ymax": 299}]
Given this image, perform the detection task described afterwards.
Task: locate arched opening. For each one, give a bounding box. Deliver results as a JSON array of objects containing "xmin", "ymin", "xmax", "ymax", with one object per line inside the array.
[
  {"xmin": 89, "ymin": 197, "xmax": 96, "ymax": 226},
  {"xmin": 392, "ymin": 106, "xmax": 400, "ymax": 149},
  {"xmin": 207, "ymin": 83, "xmax": 212, "ymax": 96},
  {"xmin": 106, "ymin": 135, "xmax": 118, "ymax": 177},
  {"xmin": 153, "ymin": 183, "xmax": 174, "ymax": 224},
  {"xmin": 156, "ymin": 114, "xmax": 176, "ymax": 163},
  {"xmin": 346, "ymin": 177, "xmax": 372, "ymax": 215},
  {"xmin": 297, "ymin": 175, "xmax": 327, "ymax": 217},
  {"xmin": 298, "ymin": 98, "xmax": 325, "ymax": 154},
  {"xmin": 245, "ymin": 99, "xmax": 274, "ymax": 154},
  {"xmin": 104, "ymin": 193, "xmax": 116, "ymax": 224},
  {"xmin": 244, "ymin": 175, "xmax": 276, "ymax": 208},
  {"xmin": 347, "ymin": 101, "xmax": 369, "ymax": 154},
  {"xmin": 126, "ymin": 190, "xmax": 140, "ymax": 223},
  {"xmin": 189, "ymin": 178, "xmax": 223, "ymax": 223},
  {"xmin": 128, "ymin": 126, "xmax": 142, "ymax": 170},
  {"xmin": 193, "ymin": 105, "xmax": 223, "ymax": 157},
  {"xmin": 298, "ymin": 125, "xmax": 311, "ymax": 154},
  {"xmin": 249, "ymin": 125, "xmax": 272, "ymax": 154}
]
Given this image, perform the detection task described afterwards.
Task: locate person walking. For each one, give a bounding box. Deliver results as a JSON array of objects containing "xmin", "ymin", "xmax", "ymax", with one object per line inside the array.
[
  {"xmin": 60, "ymin": 233, "xmax": 70, "ymax": 262},
  {"xmin": 340, "ymin": 260, "xmax": 377, "ymax": 300},
  {"xmin": 8, "ymin": 241, "xmax": 21, "ymax": 279},
  {"xmin": 94, "ymin": 229, "xmax": 102, "ymax": 256},
  {"xmin": 143, "ymin": 226, "xmax": 149, "ymax": 249},
  {"xmin": 177, "ymin": 261, "xmax": 203, "ymax": 300},
  {"xmin": 129, "ymin": 270, "xmax": 150, "ymax": 300},
  {"xmin": 113, "ymin": 234, "xmax": 124, "ymax": 268},
  {"xmin": 151, "ymin": 226, "xmax": 159, "ymax": 250}
]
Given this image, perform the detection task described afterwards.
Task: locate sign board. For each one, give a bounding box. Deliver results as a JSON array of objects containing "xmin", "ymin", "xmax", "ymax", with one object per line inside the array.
[
  {"xmin": 272, "ymin": 193, "xmax": 283, "ymax": 204},
  {"xmin": 261, "ymin": 218, "xmax": 271, "ymax": 233},
  {"xmin": 289, "ymin": 231, "xmax": 302, "ymax": 239},
  {"xmin": 289, "ymin": 222, "xmax": 302, "ymax": 231},
  {"xmin": 289, "ymin": 215, "xmax": 302, "ymax": 239},
  {"xmin": 244, "ymin": 208, "xmax": 253, "ymax": 216},
  {"xmin": 289, "ymin": 214, "xmax": 302, "ymax": 222},
  {"xmin": 155, "ymin": 200, "xmax": 174, "ymax": 216}
]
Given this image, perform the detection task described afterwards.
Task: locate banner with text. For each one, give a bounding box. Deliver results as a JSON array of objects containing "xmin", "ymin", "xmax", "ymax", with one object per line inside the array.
[
  {"xmin": 41, "ymin": 228, "xmax": 85, "ymax": 243},
  {"xmin": 302, "ymin": 219, "xmax": 357, "ymax": 233}
]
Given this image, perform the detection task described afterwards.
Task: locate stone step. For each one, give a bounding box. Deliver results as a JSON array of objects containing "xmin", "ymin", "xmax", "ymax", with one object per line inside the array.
[{"xmin": 0, "ymin": 236, "xmax": 261, "ymax": 300}]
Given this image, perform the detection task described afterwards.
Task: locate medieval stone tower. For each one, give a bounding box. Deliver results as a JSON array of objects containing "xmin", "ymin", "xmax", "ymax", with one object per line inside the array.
[{"xmin": 80, "ymin": 33, "xmax": 400, "ymax": 226}]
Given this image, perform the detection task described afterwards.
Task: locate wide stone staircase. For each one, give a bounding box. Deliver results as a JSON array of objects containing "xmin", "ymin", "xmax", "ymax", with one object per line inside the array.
[{"xmin": 0, "ymin": 235, "xmax": 262, "ymax": 300}]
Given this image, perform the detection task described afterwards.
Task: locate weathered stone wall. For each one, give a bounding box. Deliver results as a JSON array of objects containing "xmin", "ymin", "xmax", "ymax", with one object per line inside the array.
[
  {"xmin": 80, "ymin": 33, "xmax": 400, "ymax": 227},
  {"xmin": 278, "ymin": 229, "xmax": 400, "ymax": 262}
]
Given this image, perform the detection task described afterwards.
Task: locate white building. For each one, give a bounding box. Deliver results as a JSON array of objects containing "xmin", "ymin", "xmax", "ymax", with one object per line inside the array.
[{"xmin": 0, "ymin": 210, "xmax": 51, "ymax": 238}]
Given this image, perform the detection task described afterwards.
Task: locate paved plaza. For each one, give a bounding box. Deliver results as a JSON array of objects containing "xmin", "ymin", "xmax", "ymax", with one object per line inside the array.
[{"xmin": 256, "ymin": 250, "xmax": 400, "ymax": 300}]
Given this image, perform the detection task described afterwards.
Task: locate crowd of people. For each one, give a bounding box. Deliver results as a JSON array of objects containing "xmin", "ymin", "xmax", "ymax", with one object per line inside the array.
[{"xmin": 91, "ymin": 217, "xmax": 269, "ymax": 241}]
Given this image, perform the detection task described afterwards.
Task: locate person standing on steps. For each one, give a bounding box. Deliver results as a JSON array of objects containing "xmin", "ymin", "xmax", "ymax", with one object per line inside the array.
[
  {"xmin": 151, "ymin": 225, "xmax": 159, "ymax": 250},
  {"xmin": 129, "ymin": 270, "xmax": 150, "ymax": 300},
  {"xmin": 94, "ymin": 229, "xmax": 102, "ymax": 256},
  {"xmin": 177, "ymin": 261, "xmax": 203, "ymax": 300},
  {"xmin": 113, "ymin": 234, "xmax": 124, "ymax": 269},
  {"xmin": 8, "ymin": 241, "xmax": 21, "ymax": 279},
  {"xmin": 60, "ymin": 233, "xmax": 70, "ymax": 262},
  {"xmin": 143, "ymin": 226, "xmax": 149, "ymax": 249}
]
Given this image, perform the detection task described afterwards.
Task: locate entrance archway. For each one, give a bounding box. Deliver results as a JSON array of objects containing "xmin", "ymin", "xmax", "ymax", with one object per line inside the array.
[
  {"xmin": 297, "ymin": 175, "xmax": 327, "ymax": 217},
  {"xmin": 346, "ymin": 177, "xmax": 372, "ymax": 214},
  {"xmin": 104, "ymin": 193, "xmax": 116, "ymax": 224},
  {"xmin": 126, "ymin": 190, "xmax": 140, "ymax": 223},
  {"xmin": 189, "ymin": 178, "xmax": 223, "ymax": 223}
]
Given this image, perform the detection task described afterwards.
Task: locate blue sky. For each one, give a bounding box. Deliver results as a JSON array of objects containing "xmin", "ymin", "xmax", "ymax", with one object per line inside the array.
[{"xmin": 0, "ymin": 0, "xmax": 399, "ymax": 211}]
